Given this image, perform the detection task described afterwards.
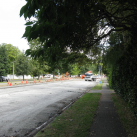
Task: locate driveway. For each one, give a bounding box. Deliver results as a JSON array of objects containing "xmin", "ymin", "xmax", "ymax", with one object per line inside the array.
[{"xmin": 0, "ymin": 80, "xmax": 97, "ymax": 136}]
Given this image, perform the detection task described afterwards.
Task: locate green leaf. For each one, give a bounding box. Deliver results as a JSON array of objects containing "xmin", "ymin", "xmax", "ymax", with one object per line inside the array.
[{"xmin": 25, "ymin": 21, "xmax": 34, "ymax": 26}]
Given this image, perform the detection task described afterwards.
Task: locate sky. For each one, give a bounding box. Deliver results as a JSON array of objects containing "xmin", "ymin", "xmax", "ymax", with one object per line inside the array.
[{"xmin": 0, "ymin": 0, "xmax": 30, "ymax": 52}]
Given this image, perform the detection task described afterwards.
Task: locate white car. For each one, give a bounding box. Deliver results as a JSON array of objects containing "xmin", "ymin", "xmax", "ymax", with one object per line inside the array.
[
  {"xmin": 44, "ymin": 74, "xmax": 52, "ymax": 78},
  {"xmin": 0, "ymin": 76, "xmax": 10, "ymax": 82}
]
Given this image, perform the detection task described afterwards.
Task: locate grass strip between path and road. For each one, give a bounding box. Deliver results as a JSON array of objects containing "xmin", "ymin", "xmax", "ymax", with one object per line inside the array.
[
  {"xmin": 91, "ymin": 79, "xmax": 104, "ymax": 90},
  {"xmin": 35, "ymin": 93, "xmax": 101, "ymax": 137},
  {"xmin": 112, "ymin": 93, "xmax": 137, "ymax": 137}
]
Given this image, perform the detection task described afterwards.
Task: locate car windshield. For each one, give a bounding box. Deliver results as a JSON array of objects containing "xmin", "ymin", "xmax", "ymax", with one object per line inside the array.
[{"xmin": 85, "ymin": 73, "xmax": 93, "ymax": 76}]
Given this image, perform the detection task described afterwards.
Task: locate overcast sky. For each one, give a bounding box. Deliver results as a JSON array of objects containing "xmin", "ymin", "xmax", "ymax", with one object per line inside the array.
[{"xmin": 0, "ymin": 0, "xmax": 30, "ymax": 52}]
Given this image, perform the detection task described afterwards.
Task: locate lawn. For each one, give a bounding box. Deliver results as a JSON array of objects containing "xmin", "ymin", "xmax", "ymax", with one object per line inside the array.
[{"xmin": 112, "ymin": 93, "xmax": 137, "ymax": 137}]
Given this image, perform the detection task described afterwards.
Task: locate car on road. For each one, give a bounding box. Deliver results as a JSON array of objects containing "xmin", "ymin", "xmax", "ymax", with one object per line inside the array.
[{"xmin": 0, "ymin": 76, "xmax": 10, "ymax": 82}]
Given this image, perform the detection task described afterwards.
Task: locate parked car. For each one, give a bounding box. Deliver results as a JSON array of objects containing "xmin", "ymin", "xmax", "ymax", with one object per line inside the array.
[
  {"xmin": 44, "ymin": 74, "xmax": 53, "ymax": 78},
  {"xmin": 0, "ymin": 76, "xmax": 10, "ymax": 82}
]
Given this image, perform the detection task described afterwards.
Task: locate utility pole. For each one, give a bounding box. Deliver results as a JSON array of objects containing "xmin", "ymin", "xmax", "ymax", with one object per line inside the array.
[{"xmin": 13, "ymin": 61, "xmax": 15, "ymax": 79}]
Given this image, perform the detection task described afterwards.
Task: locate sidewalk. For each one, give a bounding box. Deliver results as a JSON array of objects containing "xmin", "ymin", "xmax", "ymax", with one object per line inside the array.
[{"xmin": 89, "ymin": 78, "xmax": 127, "ymax": 137}]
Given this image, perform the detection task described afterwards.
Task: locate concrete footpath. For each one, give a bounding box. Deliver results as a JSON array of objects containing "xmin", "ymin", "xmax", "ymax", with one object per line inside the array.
[{"xmin": 89, "ymin": 78, "xmax": 127, "ymax": 137}]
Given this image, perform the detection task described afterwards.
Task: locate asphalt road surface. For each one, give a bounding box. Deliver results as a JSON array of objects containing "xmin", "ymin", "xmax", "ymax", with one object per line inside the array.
[{"xmin": 0, "ymin": 80, "xmax": 97, "ymax": 137}]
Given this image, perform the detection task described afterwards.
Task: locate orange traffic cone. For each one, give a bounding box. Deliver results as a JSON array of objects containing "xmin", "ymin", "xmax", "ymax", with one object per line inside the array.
[
  {"xmin": 21, "ymin": 79, "xmax": 23, "ymax": 84},
  {"xmin": 39, "ymin": 78, "xmax": 41, "ymax": 82},
  {"xmin": 26, "ymin": 79, "xmax": 28, "ymax": 84},
  {"xmin": 9, "ymin": 80, "xmax": 12, "ymax": 86}
]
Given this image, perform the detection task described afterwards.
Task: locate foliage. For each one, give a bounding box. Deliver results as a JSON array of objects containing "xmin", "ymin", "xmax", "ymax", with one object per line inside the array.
[
  {"xmin": 0, "ymin": 43, "xmax": 21, "ymax": 74},
  {"xmin": 102, "ymin": 32, "xmax": 125, "ymax": 88},
  {"xmin": 111, "ymin": 43, "xmax": 137, "ymax": 117},
  {"xmin": 21, "ymin": 0, "xmax": 137, "ymax": 63},
  {"xmin": 20, "ymin": 0, "xmax": 137, "ymax": 46},
  {"xmin": 27, "ymin": 38, "xmax": 51, "ymax": 77},
  {"xmin": 0, "ymin": 45, "xmax": 9, "ymax": 76},
  {"xmin": 30, "ymin": 59, "xmax": 49, "ymax": 78},
  {"xmin": 80, "ymin": 64, "xmax": 98, "ymax": 74},
  {"xmin": 70, "ymin": 63, "xmax": 81, "ymax": 75},
  {"xmin": 102, "ymin": 29, "xmax": 137, "ymax": 118},
  {"xmin": 14, "ymin": 53, "xmax": 32, "ymax": 80},
  {"xmin": 112, "ymin": 93, "xmax": 137, "ymax": 137}
]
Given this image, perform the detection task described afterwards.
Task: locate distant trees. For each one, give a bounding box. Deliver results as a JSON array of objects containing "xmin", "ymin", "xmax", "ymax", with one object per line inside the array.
[
  {"xmin": 14, "ymin": 53, "xmax": 32, "ymax": 80},
  {"xmin": 0, "ymin": 43, "xmax": 21, "ymax": 74},
  {"xmin": 27, "ymin": 38, "xmax": 50, "ymax": 78},
  {"xmin": 5, "ymin": 44, "xmax": 21, "ymax": 74},
  {"xmin": 0, "ymin": 41, "xmax": 99, "ymax": 78},
  {"xmin": 70, "ymin": 63, "xmax": 81, "ymax": 75},
  {"xmin": 0, "ymin": 45, "xmax": 9, "ymax": 76}
]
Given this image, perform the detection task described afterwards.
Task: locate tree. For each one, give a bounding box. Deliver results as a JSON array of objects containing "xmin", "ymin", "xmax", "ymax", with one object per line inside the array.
[
  {"xmin": 27, "ymin": 38, "xmax": 52, "ymax": 77},
  {"xmin": 20, "ymin": 0, "xmax": 137, "ymax": 63},
  {"xmin": 14, "ymin": 53, "xmax": 32, "ymax": 80},
  {"xmin": 0, "ymin": 45, "xmax": 9, "ymax": 76},
  {"xmin": 70, "ymin": 63, "xmax": 81, "ymax": 75},
  {"xmin": 1, "ymin": 43, "xmax": 21, "ymax": 74},
  {"xmin": 30, "ymin": 59, "xmax": 50, "ymax": 78},
  {"xmin": 80, "ymin": 64, "xmax": 98, "ymax": 74}
]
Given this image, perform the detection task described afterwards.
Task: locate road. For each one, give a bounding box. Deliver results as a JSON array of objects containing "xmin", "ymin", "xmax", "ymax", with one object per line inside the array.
[{"xmin": 0, "ymin": 80, "xmax": 97, "ymax": 137}]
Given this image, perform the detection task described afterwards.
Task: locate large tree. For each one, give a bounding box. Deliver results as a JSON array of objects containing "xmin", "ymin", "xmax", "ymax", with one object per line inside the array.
[
  {"xmin": 0, "ymin": 45, "xmax": 9, "ymax": 76},
  {"xmin": 20, "ymin": 0, "xmax": 137, "ymax": 62},
  {"xmin": 14, "ymin": 53, "xmax": 32, "ymax": 80},
  {"xmin": 1, "ymin": 43, "xmax": 21, "ymax": 74}
]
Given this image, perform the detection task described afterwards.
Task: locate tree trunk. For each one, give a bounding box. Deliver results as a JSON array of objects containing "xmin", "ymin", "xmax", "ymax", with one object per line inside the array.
[{"xmin": 23, "ymin": 75, "xmax": 24, "ymax": 81}]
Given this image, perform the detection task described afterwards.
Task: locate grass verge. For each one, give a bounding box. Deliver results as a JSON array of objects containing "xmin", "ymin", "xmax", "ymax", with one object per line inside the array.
[
  {"xmin": 91, "ymin": 83, "xmax": 103, "ymax": 90},
  {"xmin": 91, "ymin": 78, "xmax": 104, "ymax": 90},
  {"xmin": 91, "ymin": 79, "xmax": 104, "ymax": 90},
  {"xmin": 112, "ymin": 93, "xmax": 137, "ymax": 137},
  {"xmin": 35, "ymin": 93, "xmax": 101, "ymax": 137}
]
